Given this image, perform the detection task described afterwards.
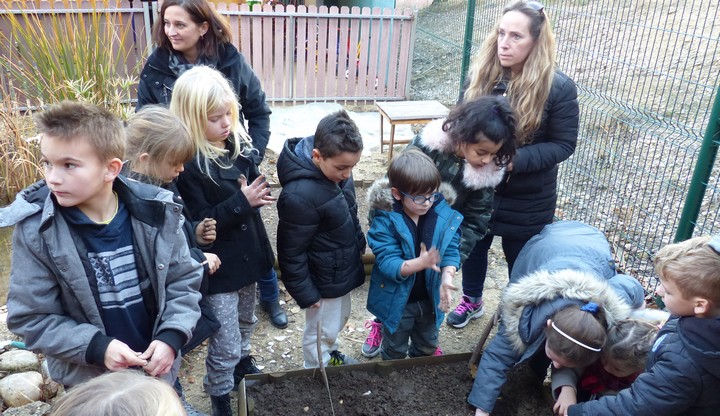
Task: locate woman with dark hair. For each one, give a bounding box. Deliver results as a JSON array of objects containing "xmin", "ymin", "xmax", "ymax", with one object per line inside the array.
[
  {"xmin": 446, "ymin": 0, "xmax": 579, "ymax": 330},
  {"xmin": 136, "ymin": 0, "xmax": 271, "ymax": 164}
]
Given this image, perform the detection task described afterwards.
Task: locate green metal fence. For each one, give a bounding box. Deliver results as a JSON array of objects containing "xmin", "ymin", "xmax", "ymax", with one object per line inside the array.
[{"xmin": 415, "ymin": 0, "xmax": 720, "ymax": 292}]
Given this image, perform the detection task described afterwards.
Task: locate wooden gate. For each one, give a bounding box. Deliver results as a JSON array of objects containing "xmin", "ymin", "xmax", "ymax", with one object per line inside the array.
[{"xmin": 220, "ymin": 4, "xmax": 416, "ymax": 104}]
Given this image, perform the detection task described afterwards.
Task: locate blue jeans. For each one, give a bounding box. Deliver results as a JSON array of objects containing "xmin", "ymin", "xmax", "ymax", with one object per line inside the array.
[
  {"xmin": 257, "ymin": 267, "xmax": 279, "ymax": 303},
  {"xmin": 380, "ymin": 298, "xmax": 437, "ymax": 360},
  {"xmin": 461, "ymin": 234, "xmax": 530, "ymax": 298}
]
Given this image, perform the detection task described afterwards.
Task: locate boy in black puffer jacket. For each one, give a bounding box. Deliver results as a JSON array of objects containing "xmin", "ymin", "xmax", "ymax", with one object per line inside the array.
[
  {"xmin": 276, "ymin": 110, "xmax": 366, "ymax": 368},
  {"xmin": 567, "ymin": 236, "xmax": 720, "ymax": 416}
]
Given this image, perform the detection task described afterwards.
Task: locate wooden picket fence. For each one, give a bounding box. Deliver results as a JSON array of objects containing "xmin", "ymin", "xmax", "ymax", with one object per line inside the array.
[
  {"xmin": 0, "ymin": 1, "xmax": 416, "ymax": 105},
  {"xmin": 223, "ymin": 4, "xmax": 417, "ymax": 103}
]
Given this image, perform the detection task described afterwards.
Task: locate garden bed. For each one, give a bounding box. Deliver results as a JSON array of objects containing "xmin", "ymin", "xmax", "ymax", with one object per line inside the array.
[{"xmin": 245, "ymin": 353, "xmax": 553, "ymax": 416}]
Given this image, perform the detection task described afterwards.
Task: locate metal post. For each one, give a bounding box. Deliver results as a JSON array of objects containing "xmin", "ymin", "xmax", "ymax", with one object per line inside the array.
[
  {"xmin": 458, "ymin": 0, "xmax": 476, "ymax": 103},
  {"xmin": 674, "ymin": 85, "xmax": 720, "ymax": 242}
]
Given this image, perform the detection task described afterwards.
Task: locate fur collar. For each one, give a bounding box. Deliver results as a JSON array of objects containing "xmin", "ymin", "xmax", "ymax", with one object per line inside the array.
[
  {"xmin": 500, "ymin": 269, "xmax": 632, "ymax": 353},
  {"xmin": 418, "ymin": 119, "xmax": 506, "ymax": 190},
  {"xmin": 366, "ymin": 177, "xmax": 457, "ymax": 212}
]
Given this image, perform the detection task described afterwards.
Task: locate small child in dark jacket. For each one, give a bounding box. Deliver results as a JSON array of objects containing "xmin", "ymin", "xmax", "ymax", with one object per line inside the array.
[
  {"xmin": 567, "ymin": 236, "xmax": 720, "ymax": 416},
  {"xmin": 276, "ymin": 109, "xmax": 366, "ymax": 368},
  {"xmin": 366, "ymin": 149, "xmax": 461, "ymax": 359}
]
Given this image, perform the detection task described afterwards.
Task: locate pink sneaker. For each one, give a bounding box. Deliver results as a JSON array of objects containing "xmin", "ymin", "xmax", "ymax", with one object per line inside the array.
[
  {"xmin": 433, "ymin": 347, "xmax": 444, "ymax": 356},
  {"xmin": 446, "ymin": 295, "xmax": 484, "ymax": 328},
  {"xmin": 361, "ymin": 318, "xmax": 383, "ymax": 358}
]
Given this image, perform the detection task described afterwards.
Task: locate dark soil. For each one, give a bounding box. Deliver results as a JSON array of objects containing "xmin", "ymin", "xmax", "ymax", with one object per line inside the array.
[{"xmin": 246, "ymin": 360, "xmax": 553, "ymax": 416}]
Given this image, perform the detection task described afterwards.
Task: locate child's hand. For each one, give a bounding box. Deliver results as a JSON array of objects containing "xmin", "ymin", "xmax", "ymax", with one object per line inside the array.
[
  {"xmin": 553, "ymin": 385, "xmax": 577, "ymax": 416},
  {"xmin": 138, "ymin": 340, "xmax": 176, "ymax": 377},
  {"xmin": 439, "ymin": 267, "xmax": 458, "ymax": 313},
  {"xmin": 104, "ymin": 339, "xmax": 147, "ymax": 371},
  {"xmin": 196, "ymin": 218, "xmax": 217, "ymax": 245},
  {"xmin": 203, "ymin": 253, "xmax": 221, "ymax": 274},
  {"xmin": 238, "ymin": 174, "xmax": 276, "ymax": 208},
  {"xmin": 417, "ymin": 243, "xmax": 441, "ymax": 272}
]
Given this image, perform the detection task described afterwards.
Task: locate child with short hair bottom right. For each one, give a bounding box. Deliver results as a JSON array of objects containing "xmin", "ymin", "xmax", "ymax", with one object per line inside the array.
[
  {"xmin": 567, "ymin": 236, "xmax": 720, "ymax": 416},
  {"xmin": 276, "ymin": 109, "xmax": 366, "ymax": 368},
  {"xmin": 365, "ymin": 149, "xmax": 461, "ymax": 359}
]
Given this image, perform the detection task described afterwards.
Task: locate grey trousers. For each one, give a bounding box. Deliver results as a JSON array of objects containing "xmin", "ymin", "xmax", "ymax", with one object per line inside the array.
[{"xmin": 203, "ymin": 283, "xmax": 258, "ymax": 396}]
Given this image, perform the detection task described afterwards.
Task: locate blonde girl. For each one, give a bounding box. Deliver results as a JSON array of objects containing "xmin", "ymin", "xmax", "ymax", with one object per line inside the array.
[
  {"xmin": 124, "ymin": 106, "xmax": 222, "ymax": 414},
  {"xmin": 50, "ymin": 370, "xmax": 185, "ymax": 416},
  {"xmin": 171, "ymin": 65, "xmax": 275, "ymax": 416}
]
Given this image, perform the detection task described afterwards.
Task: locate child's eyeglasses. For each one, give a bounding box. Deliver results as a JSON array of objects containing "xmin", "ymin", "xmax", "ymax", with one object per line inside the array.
[{"xmin": 399, "ymin": 191, "xmax": 442, "ymax": 205}]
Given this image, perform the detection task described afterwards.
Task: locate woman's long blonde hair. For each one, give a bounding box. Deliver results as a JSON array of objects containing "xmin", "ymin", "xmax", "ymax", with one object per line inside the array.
[
  {"xmin": 170, "ymin": 65, "xmax": 254, "ymax": 178},
  {"xmin": 464, "ymin": 1, "xmax": 556, "ymax": 144}
]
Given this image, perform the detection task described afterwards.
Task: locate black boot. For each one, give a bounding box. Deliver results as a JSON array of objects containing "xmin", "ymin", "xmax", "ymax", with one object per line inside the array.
[
  {"xmin": 233, "ymin": 355, "xmax": 262, "ymax": 391},
  {"xmin": 210, "ymin": 394, "xmax": 232, "ymax": 416},
  {"xmin": 260, "ymin": 299, "xmax": 288, "ymax": 329}
]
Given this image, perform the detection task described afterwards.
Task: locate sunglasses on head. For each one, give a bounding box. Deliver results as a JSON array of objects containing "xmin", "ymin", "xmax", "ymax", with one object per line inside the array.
[
  {"xmin": 527, "ymin": 1, "xmax": 544, "ymax": 13},
  {"xmin": 708, "ymin": 235, "xmax": 720, "ymax": 255}
]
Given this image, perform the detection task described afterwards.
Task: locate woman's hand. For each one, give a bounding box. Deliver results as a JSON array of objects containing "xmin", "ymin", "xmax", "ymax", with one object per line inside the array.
[
  {"xmin": 553, "ymin": 385, "xmax": 577, "ymax": 416},
  {"xmin": 195, "ymin": 218, "xmax": 217, "ymax": 245},
  {"xmin": 238, "ymin": 174, "xmax": 276, "ymax": 208}
]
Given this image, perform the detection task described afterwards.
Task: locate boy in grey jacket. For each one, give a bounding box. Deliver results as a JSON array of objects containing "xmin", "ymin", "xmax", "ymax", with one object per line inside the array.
[{"xmin": 0, "ymin": 101, "xmax": 203, "ymax": 387}]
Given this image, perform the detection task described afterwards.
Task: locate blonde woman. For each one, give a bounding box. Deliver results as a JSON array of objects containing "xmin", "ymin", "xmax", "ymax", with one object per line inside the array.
[
  {"xmin": 447, "ymin": 1, "xmax": 580, "ymax": 331},
  {"xmin": 171, "ymin": 66, "xmax": 275, "ymax": 416}
]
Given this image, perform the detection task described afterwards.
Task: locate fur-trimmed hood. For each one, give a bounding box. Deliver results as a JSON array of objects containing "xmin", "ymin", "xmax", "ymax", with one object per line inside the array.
[
  {"xmin": 417, "ymin": 119, "xmax": 505, "ymax": 190},
  {"xmin": 501, "ymin": 269, "xmax": 632, "ymax": 354},
  {"xmin": 366, "ymin": 176, "xmax": 457, "ymax": 212}
]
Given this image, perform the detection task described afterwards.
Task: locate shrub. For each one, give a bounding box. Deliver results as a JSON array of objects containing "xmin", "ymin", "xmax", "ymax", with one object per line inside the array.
[{"xmin": 0, "ymin": 0, "xmax": 138, "ymax": 119}]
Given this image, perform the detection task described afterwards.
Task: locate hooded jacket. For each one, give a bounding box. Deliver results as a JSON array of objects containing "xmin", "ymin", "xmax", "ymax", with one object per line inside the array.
[
  {"xmin": 276, "ymin": 136, "xmax": 366, "ymax": 308},
  {"xmin": 176, "ymin": 141, "xmax": 275, "ymax": 295},
  {"xmin": 365, "ymin": 178, "xmax": 463, "ymax": 333},
  {"xmin": 136, "ymin": 43, "xmax": 271, "ymax": 163},
  {"xmin": 567, "ymin": 315, "xmax": 720, "ymax": 416},
  {"xmin": 406, "ymin": 120, "xmax": 505, "ymax": 262},
  {"xmin": 511, "ymin": 221, "xmax": 646, "ymax": 309},
  {"xmin": 0, "ymin": 177, "xmax": 203, "ymax": 387},
  {"xmin": 468, "ymin": 269, "xmax": 632, "ymax": 413}
]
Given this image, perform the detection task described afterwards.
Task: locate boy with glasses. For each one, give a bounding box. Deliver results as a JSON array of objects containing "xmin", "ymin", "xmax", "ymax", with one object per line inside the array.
[{"xmin": 365, "ymin": 149, "xmax": 462, "ymax": 360}]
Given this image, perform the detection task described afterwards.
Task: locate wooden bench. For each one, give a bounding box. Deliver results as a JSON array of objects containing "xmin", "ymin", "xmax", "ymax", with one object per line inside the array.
[{"xmin": 376, "ymin": 100, "xmax": 450, "ymax": 161}]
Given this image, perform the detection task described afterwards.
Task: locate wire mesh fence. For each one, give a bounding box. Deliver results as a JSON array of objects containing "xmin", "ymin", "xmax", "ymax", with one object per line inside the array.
[{"xmin": 413, "ymin": 0, "xmax": 720, "ymax": 292}]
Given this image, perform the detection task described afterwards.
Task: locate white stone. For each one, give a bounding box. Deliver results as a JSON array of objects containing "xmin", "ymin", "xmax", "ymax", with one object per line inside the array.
[
  {"xmin": 0, "ymin": 350, "xmax": 40, "ymax": 372},
  {"xmin": 0, "ymin": 371, "xmax": 44, "ymax": 407},
  {"xmin": 0, "ymin": 401, "xmax": 51, "ymax": 416}
]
